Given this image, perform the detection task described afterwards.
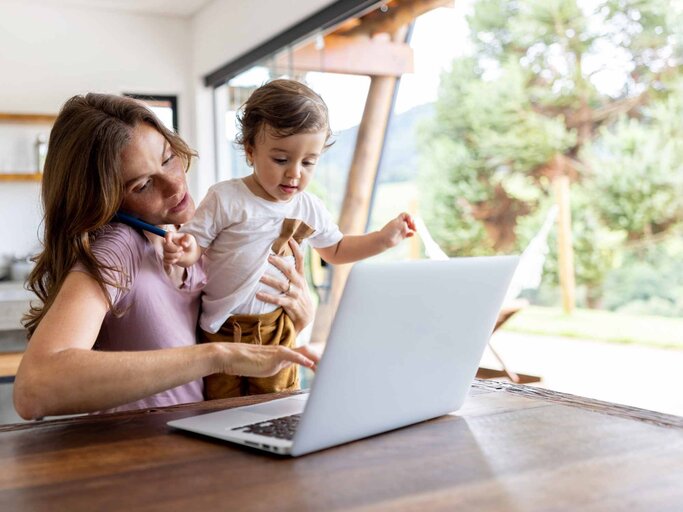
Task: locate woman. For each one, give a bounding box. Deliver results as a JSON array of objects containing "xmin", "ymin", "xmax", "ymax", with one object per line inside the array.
[{"xmin": 13, "ymin": 93, "xmax": 318, "ymax": 420}]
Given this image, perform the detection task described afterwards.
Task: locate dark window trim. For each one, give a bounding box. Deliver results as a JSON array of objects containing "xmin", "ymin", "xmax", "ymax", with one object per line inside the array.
[
  {"xmin": 204, "ymin": 0, "xmax": 381, "ymax": 88},
  {"xmin": 124, "ymin": 93, "xmax": 179, "ymax": 132}
]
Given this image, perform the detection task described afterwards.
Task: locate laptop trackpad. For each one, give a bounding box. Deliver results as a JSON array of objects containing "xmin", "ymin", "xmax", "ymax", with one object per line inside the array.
[{"xmin": 242, "ymin": 395, "xmax": 308, "ymax": 418}]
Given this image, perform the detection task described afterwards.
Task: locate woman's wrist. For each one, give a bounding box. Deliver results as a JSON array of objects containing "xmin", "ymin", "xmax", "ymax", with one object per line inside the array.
[
  {"xmin": 292, "ymin": 310, "xmax": 311, "ymax": 334},
  {"xmin": 204, "ymin": 342, "xmax": 229, "ymax": 375}
]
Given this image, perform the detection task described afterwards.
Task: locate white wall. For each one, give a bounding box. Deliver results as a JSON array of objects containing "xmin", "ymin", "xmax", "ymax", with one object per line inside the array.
[
  {"xmin": 192, "ymin": 0, "xmax": 338, "ymax": 77},
  {"xmin": 0, "ymin": 2, "xmax": 192, "ymax": 118},
  {"xmin": 0, "ymin": 1, "xmax": 192, "ymax": 258},
  {"xmin": 0, "ymin": 0, "xmax": 339, "ymax": 259}
]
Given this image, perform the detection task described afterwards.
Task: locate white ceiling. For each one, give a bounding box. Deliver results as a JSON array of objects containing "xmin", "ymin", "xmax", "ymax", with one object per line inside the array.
[{"xmin": 2, "ymin": 0, "xmax": 214, "ymax": 17}]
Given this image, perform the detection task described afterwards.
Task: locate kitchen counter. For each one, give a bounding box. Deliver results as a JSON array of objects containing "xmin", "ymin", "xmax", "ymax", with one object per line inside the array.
[{"xmin": 0, "ymin": 281, "xmax": 33, "ymax": 332}]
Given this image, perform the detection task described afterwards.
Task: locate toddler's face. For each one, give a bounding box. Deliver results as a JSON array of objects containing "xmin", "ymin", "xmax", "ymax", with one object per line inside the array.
[{"xmin": 247, "ymin": 127, "xmax": 326, "ymax": 203}]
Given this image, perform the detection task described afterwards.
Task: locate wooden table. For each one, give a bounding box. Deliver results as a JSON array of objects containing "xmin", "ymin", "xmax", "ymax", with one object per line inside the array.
[{"xmin": 1, "ymin": 380, "xmax": 682, "ymax": 511}]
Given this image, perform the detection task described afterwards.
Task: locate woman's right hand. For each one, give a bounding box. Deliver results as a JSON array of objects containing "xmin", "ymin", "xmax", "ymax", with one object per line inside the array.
[
  {"xmin": 215, "ymin": 343, "xmax": 320, "ymax": 378},
  {"xmin": 257, "ymin": 238, "xmax": 314, "ymax": 333}
]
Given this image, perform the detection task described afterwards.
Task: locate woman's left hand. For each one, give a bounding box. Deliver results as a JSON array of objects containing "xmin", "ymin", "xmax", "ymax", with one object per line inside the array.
[{"xmin": 256, "ymin": 238, "xmax": 314, "ymax": 333}]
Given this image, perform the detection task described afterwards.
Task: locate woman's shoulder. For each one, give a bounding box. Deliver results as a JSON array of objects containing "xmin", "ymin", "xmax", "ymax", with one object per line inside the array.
[
  {"xmin": 90, "ymin": 223, "xmax": 148, "ymax": 270},
  {"xmin": 69, "ymin": 223, "xmax": 149, "ymax": 304},
  {"xmin": 93, "ymin": 222, "xmax": 146, "ymax": 251}
]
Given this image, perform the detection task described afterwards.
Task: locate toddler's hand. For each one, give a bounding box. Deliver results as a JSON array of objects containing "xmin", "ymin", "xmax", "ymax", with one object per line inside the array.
[
  {"xmin": 379, "ymin": 212, "xmax": 417, "ymax": 248},
  {"xmin": 163, "ymin": 232, "xmax": 197, "ymax": 267}
]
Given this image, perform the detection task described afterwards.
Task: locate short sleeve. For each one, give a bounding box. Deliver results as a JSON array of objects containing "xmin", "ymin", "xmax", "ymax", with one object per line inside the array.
[
  {"xmin": 307, "ymin": 195, "xmax": 344, "ymax": 249},
  {"xmin": 181, "ymin": 186, "xmax": 228, "ymax": 249},
  {"xmin": 71, "ymin": 225, "xmax": 141, "ymax": 306}
]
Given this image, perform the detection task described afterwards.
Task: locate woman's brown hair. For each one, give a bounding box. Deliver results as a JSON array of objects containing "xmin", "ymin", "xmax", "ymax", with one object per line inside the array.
[
  {"xmin": 24, "ymin": 93, "xmax": 196, "ymax": 337},
  {"xmin": 235, "ymin": 79, "xmax": 332, "ymax": 153}
]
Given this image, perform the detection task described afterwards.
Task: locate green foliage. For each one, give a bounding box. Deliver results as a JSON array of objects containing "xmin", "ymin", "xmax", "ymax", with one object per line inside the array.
[
  {"xmin": 418, "ymin": 0, "xmax": 683, "ymax": 307},
  {"xmin": 503, "ymin": 305, "xmax": 683, "ymax": 348},
  {"xmin": 435, "ymin": 58, "xmax": 576, "ymax": 176},
  {"xmin": 583, "ymin": 85, "xmax": 683, "ymax": 238},
  {"xmin": 584, "ymin": 116, "xmax": 683, "ymax": 237},
  {"xmin": 514, "ymin": 189, "xmax": 623, "ymax": 305},
  {"xmin": 419, "ymin": 134, "xmax": 495, "ymax": 255},
  {"xmin": 420, "ymin": 57, "xmax": 575, "ymax": 253},
  {"xmin": 602, "ymin": 236, "xmax": 683, "ymax": 316}
]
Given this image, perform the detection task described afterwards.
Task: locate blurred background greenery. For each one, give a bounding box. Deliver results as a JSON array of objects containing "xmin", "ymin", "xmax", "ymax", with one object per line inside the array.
[{"xmin": 313, "ymin": 0, "xmax": 683, "ymax": 345}]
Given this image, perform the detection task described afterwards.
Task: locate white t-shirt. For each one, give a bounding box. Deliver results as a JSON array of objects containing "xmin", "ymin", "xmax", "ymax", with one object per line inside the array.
[{"xmin": 182, "ymin": 178, "xmax": 343, "ymax": 333}]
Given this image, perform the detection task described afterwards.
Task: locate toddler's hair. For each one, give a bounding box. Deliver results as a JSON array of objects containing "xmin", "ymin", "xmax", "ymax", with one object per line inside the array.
[{"xmin": 236, "ymin": 79, "xmax": 332, "ymax": 151}]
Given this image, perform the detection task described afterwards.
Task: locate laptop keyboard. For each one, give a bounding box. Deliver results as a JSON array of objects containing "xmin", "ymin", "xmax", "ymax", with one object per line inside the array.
[{"xmin": 231, "ymin": 414, "xmax": 301, "ymax": 440}]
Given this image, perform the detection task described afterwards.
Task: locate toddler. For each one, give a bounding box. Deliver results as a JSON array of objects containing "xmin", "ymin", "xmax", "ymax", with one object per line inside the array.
[{"xmin": 164, "ymin": 79, "xmax": 415, "ymax": 398}]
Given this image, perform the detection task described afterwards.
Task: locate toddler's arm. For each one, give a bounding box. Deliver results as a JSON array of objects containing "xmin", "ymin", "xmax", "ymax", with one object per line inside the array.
[
  {"xmin": 163, "ymin": 232, "xmax": 204, "ymax": 268},
  {"xmin": 316, "ymin": 212, "xmax": 416, "ymax": 265}
]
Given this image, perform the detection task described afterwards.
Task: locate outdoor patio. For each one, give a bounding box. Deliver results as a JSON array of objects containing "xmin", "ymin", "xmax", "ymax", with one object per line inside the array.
[{"xmin": 483, "ymin": 330, "xmax": 683, "ymax": 417}]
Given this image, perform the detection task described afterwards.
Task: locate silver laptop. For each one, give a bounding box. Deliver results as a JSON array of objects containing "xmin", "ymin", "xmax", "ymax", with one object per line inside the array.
[{"xmin": 168, "ymin": 256, "xmax": 519, "ymax": 456}]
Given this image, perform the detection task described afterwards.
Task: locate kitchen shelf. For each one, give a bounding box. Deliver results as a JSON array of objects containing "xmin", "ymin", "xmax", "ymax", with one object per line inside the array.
[
  {"xmin": 0, "ymin": 112, "xmax": 56, "ymax": 182},
  {"xmin": 0, "ymin": 173, "xmax": 42, "ymax": 182},
  {"xmin": 0, "ymin": 113, "xmax": 57, "ymax": 123}
]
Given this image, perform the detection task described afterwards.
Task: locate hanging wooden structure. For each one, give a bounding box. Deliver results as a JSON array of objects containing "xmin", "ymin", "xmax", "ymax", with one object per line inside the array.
[{"xmin": 277, "ymin": 0, "xmax": 455, "ymax": 343}]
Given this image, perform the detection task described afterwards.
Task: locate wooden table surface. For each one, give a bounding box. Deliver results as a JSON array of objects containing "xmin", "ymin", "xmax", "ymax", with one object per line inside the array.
[{"xmin": 1, "ymin": 379, "xmax": 682, "ymax": 511}]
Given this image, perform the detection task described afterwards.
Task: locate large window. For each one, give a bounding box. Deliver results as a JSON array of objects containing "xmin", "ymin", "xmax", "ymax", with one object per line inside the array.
[
  {"xmin": 204, "ymin": 0, "xmax": 683, "ymax": 416},
  {"xmin": 125, "ymin": 94, "xmax": 178, "ymax": 132}
]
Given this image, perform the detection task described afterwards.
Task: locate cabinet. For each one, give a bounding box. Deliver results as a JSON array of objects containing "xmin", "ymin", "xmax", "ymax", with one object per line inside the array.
[{"xmin": 0, "ymin": 112, "xmax": 57, "ymax": 182}]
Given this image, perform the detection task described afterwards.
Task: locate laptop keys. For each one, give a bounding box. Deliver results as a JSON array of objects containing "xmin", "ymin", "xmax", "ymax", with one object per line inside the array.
[{"xmin": 231, "ymin": 414, "xmax": 301, "ymax": 440}]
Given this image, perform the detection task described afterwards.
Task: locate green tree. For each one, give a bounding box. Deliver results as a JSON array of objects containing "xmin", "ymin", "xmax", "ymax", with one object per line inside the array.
[
  {"xmin": 583, "ymin": 86, "xmax": 683, "ymax": 240},
  {"xmin": 420, "ymin": 0, "xmax": 683, "ymax": 293}
]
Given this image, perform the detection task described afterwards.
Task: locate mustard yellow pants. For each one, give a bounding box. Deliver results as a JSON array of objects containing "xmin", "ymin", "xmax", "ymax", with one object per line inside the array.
[{"xmin": 200, "ymin": 307, "xmax": 299, "ymax": 398}]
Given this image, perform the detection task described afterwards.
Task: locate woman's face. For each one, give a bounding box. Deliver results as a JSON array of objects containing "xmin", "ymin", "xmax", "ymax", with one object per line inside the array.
[{"xmin": 119, "ymin": 123, "xmax": 195, "ymax": 225}]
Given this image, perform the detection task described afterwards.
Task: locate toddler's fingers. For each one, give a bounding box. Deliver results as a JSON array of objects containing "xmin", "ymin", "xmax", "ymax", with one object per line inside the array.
[
  {"xmin": 402, "ymin": 212, "xmax": 417, "ymax": 231},
  {"xmin": 163, "ymin": 232, "xmax": 179, "ymax": 251}
]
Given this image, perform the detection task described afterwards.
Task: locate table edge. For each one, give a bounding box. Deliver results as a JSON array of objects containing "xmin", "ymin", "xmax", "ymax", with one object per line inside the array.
[
  {"xmin": 472, "ymin": 379, "xmax": 683, "ymax": 429},
  {"xmin": 2, "ymin": 380, "xmax": 681, "ymax": 433}
]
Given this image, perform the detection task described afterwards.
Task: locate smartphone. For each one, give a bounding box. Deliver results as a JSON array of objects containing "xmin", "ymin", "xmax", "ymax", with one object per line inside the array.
[{"xmin": 112, "ymin": 211, "xmax": 167, "ymax": 237}]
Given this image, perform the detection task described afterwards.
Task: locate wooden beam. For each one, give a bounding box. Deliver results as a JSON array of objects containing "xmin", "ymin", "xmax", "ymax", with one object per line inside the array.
[
  {"xmin": 337, "ymin": 0, "xmax": 454, "ymax": 37},
  {"xmin": 311, "ymin": 74, "xmax": 399, "ymax": 342},
  {"xmin": 554, "ymin": 175, "xmax": 576, "ymax": 314},
  {"xmin": 272, "ymin": 34, "xmax": 413, "ymax": 77},
  {"xmin": 309, "ymin": 22, "xmax": 408, "ymax": 344},
  {"xmin": 337, "ymin": 76, "xmax": 398, "ymax": 232}
]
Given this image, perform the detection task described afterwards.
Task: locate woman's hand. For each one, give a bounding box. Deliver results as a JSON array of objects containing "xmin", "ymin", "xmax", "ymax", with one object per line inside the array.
[
  {"xmin": 216, "ymin": 343, "xmax": 320, "ymax": 377},
  {"xmin": 256, "ymin": 238, "xmax": 315, "ymax": 333}
]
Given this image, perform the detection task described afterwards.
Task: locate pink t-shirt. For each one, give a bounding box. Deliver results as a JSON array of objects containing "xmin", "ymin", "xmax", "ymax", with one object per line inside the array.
[{"xmin": 73, "ymin": 223, "xmax": 206, "ymax": 413}]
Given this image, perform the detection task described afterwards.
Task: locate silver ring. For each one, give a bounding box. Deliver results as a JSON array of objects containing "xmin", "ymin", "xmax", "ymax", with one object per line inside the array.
[{"xmin": 285, "ymin": 281, "xmax": 292, "ymax": 295}]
